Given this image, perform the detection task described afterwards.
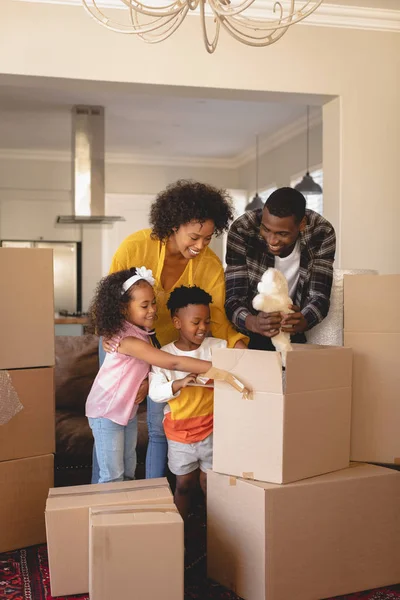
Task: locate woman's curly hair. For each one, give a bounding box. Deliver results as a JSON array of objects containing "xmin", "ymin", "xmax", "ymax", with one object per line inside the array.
[
  {"xmin": 89, "ymin": 268, "xmax": 148, "ymax": 339},
  {"xmin": 149, "ymin": 180, "xmax": 234, "ymax": 241}
]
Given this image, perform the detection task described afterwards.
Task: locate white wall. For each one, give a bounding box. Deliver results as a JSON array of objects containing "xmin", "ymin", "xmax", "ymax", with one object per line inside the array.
[
  {"xmin": 0, "ymin": 157, "xmax": 243, "ymax": 309},
  {"xmin": 238, "ymin": 123, "xmax": 322, "ymax": 194},
  {"xmin": 1, "ymin": 0, "xmax": 400, "ymax": 293}
]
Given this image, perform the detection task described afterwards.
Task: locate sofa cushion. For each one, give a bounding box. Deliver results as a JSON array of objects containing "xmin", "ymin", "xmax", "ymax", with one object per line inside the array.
[{"xmin": 55, "ymin": 334, "xmax": 99, "ymax": 413}]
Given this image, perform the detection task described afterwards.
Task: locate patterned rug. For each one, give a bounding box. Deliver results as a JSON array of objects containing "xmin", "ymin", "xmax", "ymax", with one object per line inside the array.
[{"xmin": 1, "ymin": 502, "xmax": 399, "ymax": 600}]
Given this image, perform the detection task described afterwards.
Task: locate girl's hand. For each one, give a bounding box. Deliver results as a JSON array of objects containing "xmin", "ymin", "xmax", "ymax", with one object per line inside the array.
[
  {"xmin": 103, "ymin": 336, "xmax": 121, "ymax": 354},
  {"xmin": 134, "ymin": 378, "xmax": 149, "ymax": 405},
  {"xmin": 172, "ymin": 374, "xmax": 197, "ymax": 394}
]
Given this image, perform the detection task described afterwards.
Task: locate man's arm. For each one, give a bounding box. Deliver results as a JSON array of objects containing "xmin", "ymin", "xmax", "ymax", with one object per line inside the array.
[
  {"xmin": 282, "ymin": 222, "xmax": 336, "ymax": 333},
  {"xmin": 225, "ymin": 221, "xmax": 282, "ymax": 338},
  {"xmin": 224, "ymin": 221, "xmax": 253, "ymax": 332}
]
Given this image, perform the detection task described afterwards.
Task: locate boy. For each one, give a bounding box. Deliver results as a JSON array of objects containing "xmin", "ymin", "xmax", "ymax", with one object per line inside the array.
[{"xmin": 149, "ymin": 285, "xmax": 226, "ymax": 519}]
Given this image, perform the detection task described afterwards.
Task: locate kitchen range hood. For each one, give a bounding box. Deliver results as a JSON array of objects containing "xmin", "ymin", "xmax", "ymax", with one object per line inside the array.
[{"xmin": 57, "ymin": 106, "xmax": 124, "ymax": 225}]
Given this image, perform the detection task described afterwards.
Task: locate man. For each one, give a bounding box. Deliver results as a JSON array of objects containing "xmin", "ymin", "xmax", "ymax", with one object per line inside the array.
[{"xmin": 225, "ymin": 187, "xmax": 336, "ymax": 350}]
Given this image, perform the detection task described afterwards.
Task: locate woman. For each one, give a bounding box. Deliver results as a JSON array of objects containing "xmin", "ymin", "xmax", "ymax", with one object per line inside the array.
[{"xmin": 94, "ymin": 179, "xmax": 247, "ymax": 481}]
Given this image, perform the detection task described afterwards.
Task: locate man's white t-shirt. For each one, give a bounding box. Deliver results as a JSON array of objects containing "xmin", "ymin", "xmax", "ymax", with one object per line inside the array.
[{"xmin": 274, "ymin": 239, "xmax": 301, "ymax": 300}]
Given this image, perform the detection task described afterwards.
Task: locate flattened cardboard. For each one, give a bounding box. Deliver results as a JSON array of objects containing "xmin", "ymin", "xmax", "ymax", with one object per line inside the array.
[
  {"xmin": 0, "ymin": 454, "xmax": 54, "ymax": 553},
  {"xmin": 0, "ymin": 248, "xmax": 55, "ymax": 369},
  {"xmin": 89, "ymin": 504, "xmax": 184, "ymax": 600},
  {"xmin": 344, "ymin": 274, "xmax": 398, "ymax": 333},
  {"xmin": 345, "ymin": 332, "xmax": 400, "ymax": 463},
  {"xmin": 207, "ymin": 464, "xmax": 400, "ymax": 600},
  {"xmin": 46, "ymin": 478, "xmax": 173, "ymax": 597},
  {"xmin": 0, "ymin": 367, "xmax": 55, "ymax": 462},
  {"xmin": 212, "ymin": 347, "xmax": 352, "ymax": 483}
]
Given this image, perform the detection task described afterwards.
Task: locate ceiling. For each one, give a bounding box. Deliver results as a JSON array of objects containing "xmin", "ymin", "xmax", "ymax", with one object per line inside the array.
[
  {"xmin": 0, "ymin": 76, "xmax": 323, "ymax": 163},
  {"xmin": 3, "ymin": 0, "xmax": 399, "ymax": 163}
]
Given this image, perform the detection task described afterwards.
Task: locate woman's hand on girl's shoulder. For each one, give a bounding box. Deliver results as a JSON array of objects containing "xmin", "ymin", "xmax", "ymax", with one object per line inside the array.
[{"xmin": 103, "ymin": 336, "xmax": 121, "ymax": 354}]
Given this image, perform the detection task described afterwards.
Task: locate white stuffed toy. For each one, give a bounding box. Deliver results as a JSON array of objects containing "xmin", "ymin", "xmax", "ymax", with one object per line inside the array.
[{"xmin": 252, "ymin": 268, "xmax": 293, "ymax": 366}]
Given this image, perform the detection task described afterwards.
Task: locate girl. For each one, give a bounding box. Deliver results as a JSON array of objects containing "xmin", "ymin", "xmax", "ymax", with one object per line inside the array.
[{"xmin": 86, "ymin": 266, "xmax": 213, "ymax": 484}]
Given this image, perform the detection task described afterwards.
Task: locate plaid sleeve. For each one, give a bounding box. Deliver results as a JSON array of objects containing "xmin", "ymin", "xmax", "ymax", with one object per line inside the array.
[
  {"xmin": 301, "ymin": 221, "xmax": 336, "ymax": 330},
  {"xmin": 224, "ymin": 220, "xmax": 253, "ymax": 332}
]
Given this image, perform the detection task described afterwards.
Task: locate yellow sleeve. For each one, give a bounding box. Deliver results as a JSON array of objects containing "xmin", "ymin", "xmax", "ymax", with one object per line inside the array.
[
  {"xmin": 108, "ymin": 230, "xmax": 153, "ymax": 275},
  {"xmin": 207, "ymin": 263, "xmax": 249, "ymax": 348}
]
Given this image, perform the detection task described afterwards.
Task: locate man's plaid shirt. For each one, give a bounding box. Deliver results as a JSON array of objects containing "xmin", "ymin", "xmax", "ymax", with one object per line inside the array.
[{"xmin": 225, "ymin": 208, "xmax": 336, "ymax": 333}]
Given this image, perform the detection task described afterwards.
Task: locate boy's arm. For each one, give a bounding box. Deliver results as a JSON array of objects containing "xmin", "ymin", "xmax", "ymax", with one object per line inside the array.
[
  {"xmin": 149, "ymin": 370, "xmax": 197, "ymax": 402},
  {"xmin": 148, "ymin": 369, "xmax": 176, "ymax": 403}
]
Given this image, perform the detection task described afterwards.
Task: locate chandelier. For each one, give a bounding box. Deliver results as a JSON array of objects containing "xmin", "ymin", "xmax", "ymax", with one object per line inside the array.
[{"xmin": 82, "ymin": 0, "xmax": 323, "ymax": 54}]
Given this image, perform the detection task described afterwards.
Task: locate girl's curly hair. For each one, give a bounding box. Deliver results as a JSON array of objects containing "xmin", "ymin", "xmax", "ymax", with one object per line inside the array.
[
  {"xmin": 149, "ymin": 180, "xmax": 234, "ymax": 241},
  {"xmin": 89, "ymin": 268, "xmax": 149, "ymax": 339}
]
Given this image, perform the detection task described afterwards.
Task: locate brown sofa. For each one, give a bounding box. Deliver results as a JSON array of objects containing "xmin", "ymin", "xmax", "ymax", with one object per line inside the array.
[{"xmin": 54, "ymin": 334, "xmax": 148, "ymax": 487}]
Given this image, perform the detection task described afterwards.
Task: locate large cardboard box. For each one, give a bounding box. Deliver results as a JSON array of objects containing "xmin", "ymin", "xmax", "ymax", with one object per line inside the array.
[
  {"xmin": 0, "ymin": 367, "xmax": 55, "ymax": 462},
  {"xmin": 344, "ymin": 274, "xmax": 400, "ymax": 464},
  {"xmin": 212, "ymin": 345, "xmax": 352, "ymax": 484},
  {"xmin": 46, "ymin": 478, "xmax": 174, "ymax": 597},
  {"xmin": 89, "ymin": 504, "xmax": 184, "ymax": 600},
  {"xmin": 0, "ymin": 248, "xmax": 55, "ymax": 369},
  {"xmin": 207, "ymin": 464, "xmax": 400, "ymax": 600},
  {"xmin": 0, "ymin": 454, "xmax": 54, "ymax": 553}
]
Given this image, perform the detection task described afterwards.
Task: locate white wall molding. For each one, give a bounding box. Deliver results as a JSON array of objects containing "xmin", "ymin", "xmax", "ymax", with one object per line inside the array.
[
  {"xmin": 0, "ymin": 111, "xmax": 322, "ymax": 169},
  {"xmin": 232, "ymin": 111, "xmax": 322, "ymax": 169},
  {"xmin": 0, "ymin": 148, "xmax": 235, "ymax": 170},
  {"xmin": 14, "ymin": 1, "xmax": 400, "ymax": 33}
]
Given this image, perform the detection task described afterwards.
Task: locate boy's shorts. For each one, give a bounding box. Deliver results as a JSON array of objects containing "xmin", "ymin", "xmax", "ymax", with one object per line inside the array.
[{"xmin": 167, "ymin": 433, "xmax": 213, "ymax": 476}]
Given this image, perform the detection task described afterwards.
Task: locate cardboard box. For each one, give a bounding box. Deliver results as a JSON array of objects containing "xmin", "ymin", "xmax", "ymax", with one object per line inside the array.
[
  {"xmin": 207, "ymin": 464, "xmax": 400, "ymax": 600},
  {"xmin": 0, "ymin": 454, "xmax": 54, "ymax": 553},
  {"xmin": 0, "ymin": 248, "xmax": 55, "ymax": 369},
  {"xmin": 344, "ymin": 274, "xmax": 400, "ymax": 463},
  {"xmin": 0, "ymin": 367, "xmax": 55, "ymax": 462},
  {"xmin": 212, "ymin": 345, "xmax": 352, "ymax": 484},
  {"xmin": 46, "ymin": 478, "xmax": 173, "ymax": 597},
  {"xmin": 89, "ymin": 504, "xmax": 184, "ymax": 600}
]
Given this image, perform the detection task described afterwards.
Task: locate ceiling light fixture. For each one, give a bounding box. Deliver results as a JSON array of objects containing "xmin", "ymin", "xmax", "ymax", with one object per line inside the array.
[
  {"xmin": 294, "ymin": 105, "xmax": 323, "ymax": 195},
  {"xmin": 245, "ymin": 133, "xmax": 264, "ymax": 211},
  {"xmin": 81, "ymin": 0, "xmax": 323, "ymax": 54}
]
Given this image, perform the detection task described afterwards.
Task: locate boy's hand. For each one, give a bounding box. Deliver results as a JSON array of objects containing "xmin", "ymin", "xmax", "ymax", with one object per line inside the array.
[{"xmin": 172, "ymin": 374, "xmax": 197, "ymax": 394}]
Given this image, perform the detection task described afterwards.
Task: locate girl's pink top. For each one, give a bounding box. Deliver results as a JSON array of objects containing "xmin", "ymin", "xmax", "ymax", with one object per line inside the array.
[{"xmin": 85, "ymin": 322, "xmax": 152, "ymax": 426}]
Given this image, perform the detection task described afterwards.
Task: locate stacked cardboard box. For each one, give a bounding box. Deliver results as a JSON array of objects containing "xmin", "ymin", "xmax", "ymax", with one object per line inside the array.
[
  {"xmin": 45, "ymin": 477, "xmax": 183, "ymax": 598},
  {"xmin": 344, "ymin": 274, "xmax": 400, "ymax": 465},
  {"xmin": 0, "ymin": 248, "xmax": 55, "ymax": 553},
  {"xmin": 208, "ymin": 342, "xmax": 400, "ymax": 599}
]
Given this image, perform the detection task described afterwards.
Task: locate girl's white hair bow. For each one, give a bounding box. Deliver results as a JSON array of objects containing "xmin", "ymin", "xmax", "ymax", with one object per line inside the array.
[{"xmin": 121, "ymin": 266, "xmax": 155, "ymax": 294}]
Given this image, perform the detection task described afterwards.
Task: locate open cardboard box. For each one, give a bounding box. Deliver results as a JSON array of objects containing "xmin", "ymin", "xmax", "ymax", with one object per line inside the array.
[{"xmin": 212, "ymin": 344, "xmax": 352, "ymax": 484}]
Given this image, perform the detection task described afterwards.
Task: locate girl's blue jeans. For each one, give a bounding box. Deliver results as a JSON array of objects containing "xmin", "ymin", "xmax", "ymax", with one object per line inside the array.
[
  {"xmin": 91, "ymin": 339, "xmax": 167, "ymax": 483},
  {"xmin": 88, "ymin": 416, "xmax": 138, "ymax": 483}
]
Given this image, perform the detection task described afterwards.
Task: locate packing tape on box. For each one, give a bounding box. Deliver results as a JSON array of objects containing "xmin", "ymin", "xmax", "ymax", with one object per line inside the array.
[
  {"xmin": 90, "ymin": 506, "xmax": 178, "ymax": 517},
  {"xmin": 242, "ymin": 472, "xmax": 254, "ymax": 480},
  {"xmin": 0, "ymin": 370, "xmax": 23, "ymax": 426},
  {"xmin": 229, "ymin": 477, "xmax": 237, "ymax": 486},
  {"xmin": 306, "ymin": 269, "xmax": 377, "ymax": 346},
  {"xmin": 49, "ymin": 483, "xmax": 168, "ymax": 499},
  {"xmin": 198, "ymin": 367, "xmax": 251, "ymax": 399}
]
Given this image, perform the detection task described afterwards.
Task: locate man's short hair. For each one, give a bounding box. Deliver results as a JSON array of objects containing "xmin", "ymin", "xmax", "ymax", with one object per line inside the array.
[{"xmin": 265, "ymin": 187, "xmax": 306, "ymax": 223}]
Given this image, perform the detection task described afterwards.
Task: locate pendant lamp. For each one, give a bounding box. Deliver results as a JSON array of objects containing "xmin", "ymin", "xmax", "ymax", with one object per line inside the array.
[
  {"xmin": 245, "ymin": 134, "xmax": 264, "ymax": 211},
  {"xmin": 295, "ymin": 106, "xmax": 322, "ymax": 195}
]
